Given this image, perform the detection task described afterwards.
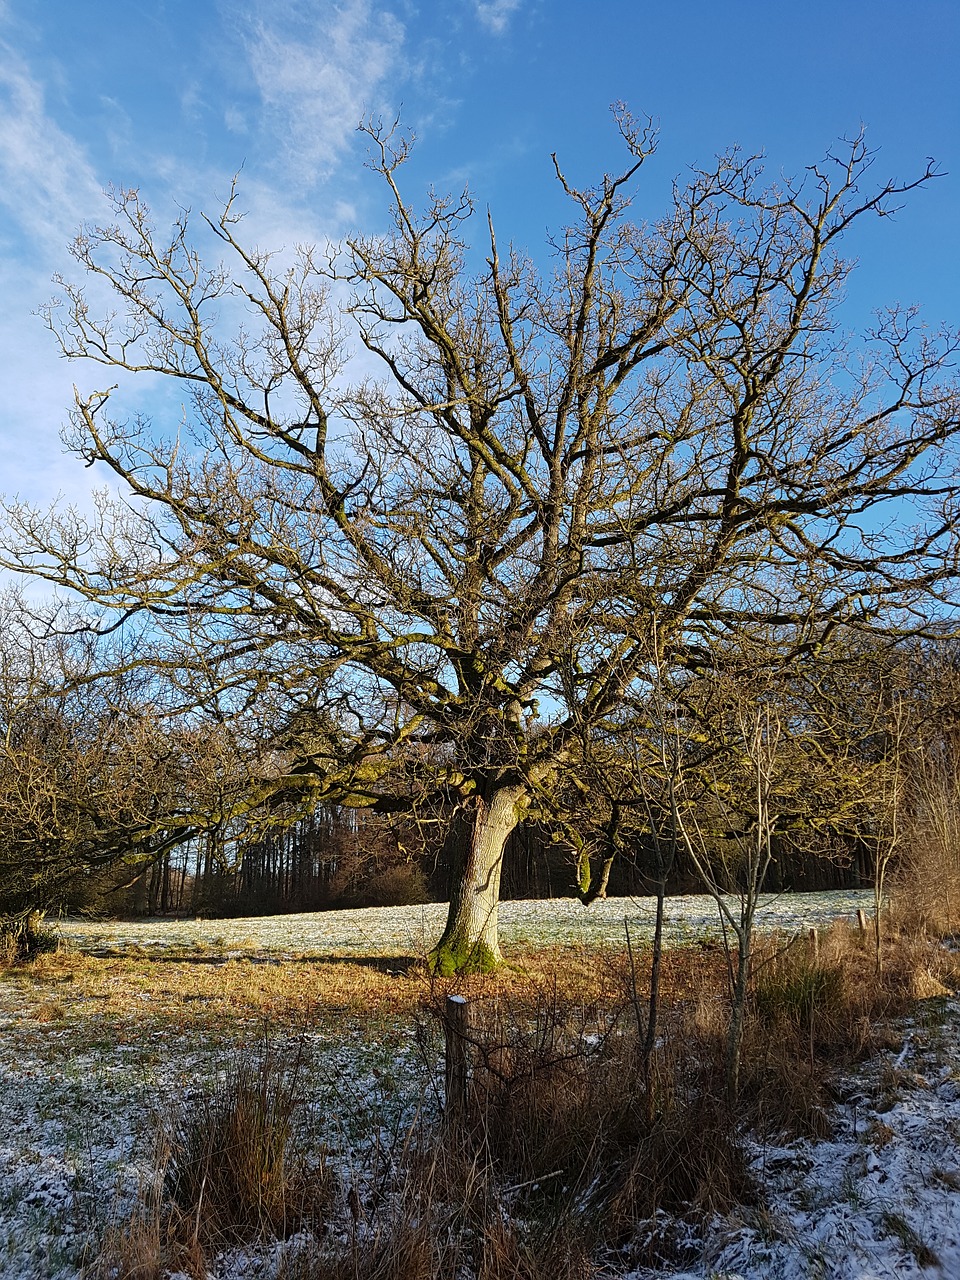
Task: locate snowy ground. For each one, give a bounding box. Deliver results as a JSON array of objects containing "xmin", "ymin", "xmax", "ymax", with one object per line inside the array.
[
  {"xmin": 0, "ymin": 978, "xmax": 429, "ymax": 1280},
  {"xmin": 3, "ymin": 892, "xmax": 959, "ymax": 1279},
  {"xmin": 684, "ymin": 997, "xmax": 960, "ymax": 1279},
  {"xmin": 59, "ymin": 890, "xmax": 876, "ymax": 958}
]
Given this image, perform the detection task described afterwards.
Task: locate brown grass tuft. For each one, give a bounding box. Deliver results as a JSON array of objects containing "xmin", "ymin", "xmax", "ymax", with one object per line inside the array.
[
  {"xmin": 165, "ymin": 1040, "xmax": 332, "ymax": 1242},
  {"xmin": 88, "ymin": 1202, "xmax": 208, "ymax": 1280}
]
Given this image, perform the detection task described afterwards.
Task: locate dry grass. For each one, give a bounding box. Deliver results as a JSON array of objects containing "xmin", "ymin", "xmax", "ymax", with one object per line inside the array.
[
  {"xmin": 275, "ymin": 1192, "xmax": 597, "ymax": 1280},
  {"xmin": 11, "ymin": 865, "xmax": 960, "ymax": 1278},
  {"xmin": 88, "ymin": 1200, "xmax": 208, "ymax": 1280},
  {"xmin": 272, "ymin": 1117, "xmax": 603, "ymax": 1280},
  {"xmin": 76, "ymin": 950, "xmax": 746, "ymax": 1278},
  {"xmin": 735, "ymin": 902, "xmax": 956, "ymax": 1138},
  {"xmin": 165, "ymin": 1040, "xmax": 332, "ymax": 1242},
  {"xmin": 423, "ymin": 970, "xmax": 754, "ymax": 1264},
  {"xmin": 85, "ymin": 1043, "xmax": 333, "ymax": 1279},
  {"xmin": 0, "ymin": 938, "xmax": 730, "ymax": 1055}
]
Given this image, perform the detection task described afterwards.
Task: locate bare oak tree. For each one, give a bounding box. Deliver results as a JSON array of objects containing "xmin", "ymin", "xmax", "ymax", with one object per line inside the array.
[{"xmin": 4, "ymin": 116, "xmax": 960, "ymax": 971}]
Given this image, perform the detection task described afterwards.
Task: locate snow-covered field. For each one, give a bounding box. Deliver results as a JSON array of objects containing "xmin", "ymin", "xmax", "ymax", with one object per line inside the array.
[
  {"xmin": 3, "ymin": 891, "xmax": 960, "ymax": 1279},
  {"xmin": 59, "ymin": 889, "xmax": 876, "ymax": 959}
]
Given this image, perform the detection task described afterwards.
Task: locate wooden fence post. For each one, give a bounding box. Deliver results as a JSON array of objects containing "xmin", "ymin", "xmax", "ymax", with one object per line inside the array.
[
  {"xmin": 808, "ymin": 927, "xmax": 820, "ymax": 961},
  {"xmin": 444, "ymin": 994, "xmax": 471, "ymax": 1130}
]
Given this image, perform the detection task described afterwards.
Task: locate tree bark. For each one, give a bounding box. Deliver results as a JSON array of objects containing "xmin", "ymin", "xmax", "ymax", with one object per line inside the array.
[
  {"xmin": 725, "ymin": 929, "xmax": 751, "ymax": 1109},
  {"xmin": 429, "ymin": 784, "xmax": 526, "ymax": 975}
]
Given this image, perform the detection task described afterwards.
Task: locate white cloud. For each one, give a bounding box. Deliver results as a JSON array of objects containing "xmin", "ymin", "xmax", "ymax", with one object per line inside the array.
[
  {"xmin": 0, "ymin": 255, "xmax": 106, "ymax": 520},
  {"xmin": 0, "ymin": 43, "xmax": 111, "ymax": 515},
  {"xmin": 0, "ymin": 2, "xmax": 411, "ymax": 516},
  {"xmin": 241, "ymin": 0, "xmax": 406, "ymax": 186},
  {"xmin": 224, "ymin": 104, "xmax": 248, "ymax": 135},
  {"xmin": 0, "ymin": 42, "xmax": 104, "ymax": 254},
  {"xmin": 474, "ymin": 0, "xmax": 521, "ymax": 35}
]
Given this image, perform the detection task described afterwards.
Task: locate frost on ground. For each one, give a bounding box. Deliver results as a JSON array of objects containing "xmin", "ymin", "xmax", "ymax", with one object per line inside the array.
[
  {"xmin": 58, "ymin": 890, "xmax": 876, "ymax": 959},
  {"xmin": 678, "ymin": 999, "xmax": 960, "ymax": 1279},
  {"xmin": 2, "ymin": 892, "xmax": 959, "ymax": 1279},
  {"xmin": 0, "ymin": 983, "xmax": 430, "ymax": 1280}
]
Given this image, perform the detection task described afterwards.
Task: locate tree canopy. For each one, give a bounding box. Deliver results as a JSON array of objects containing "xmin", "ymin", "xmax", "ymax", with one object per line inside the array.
[{"xmin": 4, "ymin": 117, "xmax": 960, "ymax": 970}]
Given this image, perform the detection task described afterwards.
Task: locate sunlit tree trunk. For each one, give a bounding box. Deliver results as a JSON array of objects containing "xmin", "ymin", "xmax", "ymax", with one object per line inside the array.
[{"xmin": 429, "ymin": 784, "xmax": 527, "ymax": 974}]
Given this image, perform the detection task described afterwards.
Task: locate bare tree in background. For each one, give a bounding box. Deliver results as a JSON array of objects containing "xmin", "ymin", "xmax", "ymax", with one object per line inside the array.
[
  {"xmin": 559, "ymin": 633, "xmax": 688, "ymax": 1117},
  {"xmin": 4, "ymin": 113, "xmax": 960, "ymax": 971},
  {"xmin": 0, "ymin": 600, "xmax": 253, "ymax": 948},
  {"xmin": 672, "ymin": 696, "xmax": 783, "ymax": 1105}
]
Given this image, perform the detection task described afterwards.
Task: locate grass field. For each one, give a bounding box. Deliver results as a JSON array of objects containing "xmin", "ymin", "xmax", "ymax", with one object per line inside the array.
[
  {"xmin": 3, "ymin": 889, "xmax": 958, "ymax": 1280},
  {"xmin": 57, "ymin": 889, "xmax": 877, "ymax": 959}
]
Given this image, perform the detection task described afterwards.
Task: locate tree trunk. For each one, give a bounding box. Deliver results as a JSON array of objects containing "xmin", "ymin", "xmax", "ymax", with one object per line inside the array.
[
  {"xmin": 725, "ymin": 929, "xmax": 751, "ymax": 1109},
  {"xmin": 429, "ymin": 784, "xmax": 526, "ymax": 975},
  {"xmin": 643, "ymin": 883, "xmax": 666, "ymax": 1123}
]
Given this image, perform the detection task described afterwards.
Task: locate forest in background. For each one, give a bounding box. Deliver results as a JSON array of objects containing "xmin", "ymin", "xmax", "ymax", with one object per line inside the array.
[{"xmin": 2, "ymin": 618, "xmax": 953, "ymax": 924}]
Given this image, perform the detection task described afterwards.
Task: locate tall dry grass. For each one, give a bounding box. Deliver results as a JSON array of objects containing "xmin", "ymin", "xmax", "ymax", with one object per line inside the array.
[
  {"xmin": 164, "ymin": 1039, "xmax": 332, "ymax": 1242},
  {"xmin": 81, "ymin": 898, "xmax": 956, "ymax": 1280}
]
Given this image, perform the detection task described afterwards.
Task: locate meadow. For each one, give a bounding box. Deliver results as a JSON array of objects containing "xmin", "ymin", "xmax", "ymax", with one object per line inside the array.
[
  {"xmin": 57, "ymin": 891, "xmax": 876, "ymax": 960},
  {"xmin": 2, "ymin": 889, "xmax": 959, "ymax": 1280}
]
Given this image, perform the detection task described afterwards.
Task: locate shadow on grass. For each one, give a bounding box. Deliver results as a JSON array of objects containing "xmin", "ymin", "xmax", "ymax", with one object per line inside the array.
[{"xmin": 82, "ymin": 947, "xmax": 422, "ymax": 974}]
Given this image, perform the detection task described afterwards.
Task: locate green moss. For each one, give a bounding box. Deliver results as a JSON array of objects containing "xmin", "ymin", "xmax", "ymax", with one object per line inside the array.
[{"xmin": 427, "ymin": 938, "xmax": 502, "ymax": 976}]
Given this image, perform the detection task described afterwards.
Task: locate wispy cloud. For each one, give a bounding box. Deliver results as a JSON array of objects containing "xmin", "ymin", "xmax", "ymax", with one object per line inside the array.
[
  {"xmin": 0, "ymin": 41, "xmax": 111, "ymax": 512},
  {"xmin": 0, "ymin": 1, "xmax": 413, "ymax": 515},
  {"xmin": 241, "ymin": 0, "xmax": 406, "ymax": 186},
  {"xmin": 0, "ymin": 42, "xmax": 103, "ymax": 254},
  {"xmin": 474, "ymin": 0, "xmax": 521, "ymax": 35}
]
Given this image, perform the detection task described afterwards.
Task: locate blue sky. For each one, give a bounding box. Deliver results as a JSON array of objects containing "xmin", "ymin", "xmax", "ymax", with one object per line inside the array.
[{"xmin": 1, "ymin": 0, "xmax": 958, "ymax": 511}]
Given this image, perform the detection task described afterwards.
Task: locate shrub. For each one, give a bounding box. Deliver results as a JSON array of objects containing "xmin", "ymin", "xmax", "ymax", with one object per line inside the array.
[
  {"xmin": 436, "ymin": 984, "xmax": 751, "ymax": 1259},
  {"xmin": 350, "ymin": 864, "xmax": 432, "ymax": 909},
  {"xmin": 0, "ymin": 910, "xmax": 62, "ymax": 963}
]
